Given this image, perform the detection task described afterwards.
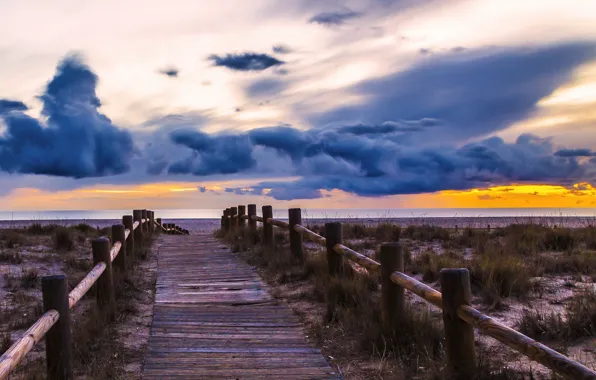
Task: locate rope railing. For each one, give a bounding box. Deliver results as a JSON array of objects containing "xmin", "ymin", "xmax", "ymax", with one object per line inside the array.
[
  {"xmin": 220, "ymin": 204, "xmax": 596, "ymax": 380},
  {"xmin": 0, "ymin": 209, "xmax": 188, "ymax": 380}
]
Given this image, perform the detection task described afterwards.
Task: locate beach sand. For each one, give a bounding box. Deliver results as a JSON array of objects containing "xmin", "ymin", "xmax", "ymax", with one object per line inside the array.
[{"xmin": 0, "ymin": 215, "xmax": 594, "ymax": 233}]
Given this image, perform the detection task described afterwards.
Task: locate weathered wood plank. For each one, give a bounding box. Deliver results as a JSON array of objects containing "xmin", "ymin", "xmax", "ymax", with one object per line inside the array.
[{"xmin": 143, "ymin": 233, "xmax": 337, "ymax": 379}]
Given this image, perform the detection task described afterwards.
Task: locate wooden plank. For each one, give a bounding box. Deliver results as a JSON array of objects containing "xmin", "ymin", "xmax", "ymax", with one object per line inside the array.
[{"xmin": 143, "ymin": 233, "xmax": 338, "ymax": 379}]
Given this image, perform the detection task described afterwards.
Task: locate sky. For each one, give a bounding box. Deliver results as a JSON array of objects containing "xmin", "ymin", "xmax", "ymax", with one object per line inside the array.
[{"xmin": 0, "ymin": 0, "xmax": 596, "ymax": 211}]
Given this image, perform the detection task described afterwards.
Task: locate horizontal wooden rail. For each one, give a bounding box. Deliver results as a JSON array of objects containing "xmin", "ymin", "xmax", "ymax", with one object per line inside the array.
[
  {"xmin": 0, "ymin": 208, "xmax": 177, "ymax": 380},
  {"xmin": 333, "ymin": 243, "xmax": 381, "ymax": 272},
  {"xmin": 68, "ymin": 262, "xmax": 106, "ymax": 309},
  {"xmin": 458, "ymin": 305, "xmax": 596, "ymax": 380},
  {"xmin": 267, "ymin": 217, "xmax": 289, "ymax": 229},
  {"xmin": 222, "ymin": 205, "xmax": 596, "ymax": 380},
  {"xmin": 0, "ymin": 310, "xmax": 60, "ymax": 379},
  {"xmin": 109, "ymin": 241, "xmax": 122, "ymax": 262},
  {"xmin": 252, "ymin": 215, "xmax": 264, "ymax": 222},
  {"xmin": 390, "ymin": 271, "xmax": 443, "ymax": 309},
  {"xmin": 293, "ymin": 224, "xmax": 326, "ymax": 246}
]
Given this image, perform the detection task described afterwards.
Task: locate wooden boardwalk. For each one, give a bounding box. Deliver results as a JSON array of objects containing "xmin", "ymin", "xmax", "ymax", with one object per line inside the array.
[{"xmin": 143, "ymin": 233, "xmax": 338, "ymax": 379}]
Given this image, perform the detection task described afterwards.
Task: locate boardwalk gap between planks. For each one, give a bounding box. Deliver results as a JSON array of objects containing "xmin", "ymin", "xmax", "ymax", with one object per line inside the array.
[{"xmin": 143, "ymin": 233, "xmax": 338, "ymax": 379}]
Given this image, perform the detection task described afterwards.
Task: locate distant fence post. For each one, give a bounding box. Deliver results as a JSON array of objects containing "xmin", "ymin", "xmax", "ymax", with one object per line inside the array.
[
  {"xmin": 123, "ymin": 215, "xmax": 134, "ymax": 261},
  {"xmin": 149, "ymin": 210, "xmax": 155, "ymax": 236},
  {"xmin": 380, "ymin": 243, "xmax": 404, "ymax": 330},
  {"xmin": 112, "ymin": 224, "xmax": 126, "ymax": 275},
  {"xmin": 133, "ymin": 210, "xmax": 144, "ymax": 251},
  {"xmin": 440, "ymin": 268, "xmax": 477, "ymax": 379},
  {"xmin": 238, "ymin": 205, "xmax": 246, "ymax": 231},
  {"xmin": 141, "ymin": 209, "xmax": 148, "ymax": 234},
  {"xmin": 220, "ymin": 211, "xmax": 226, "ymax": 232},
  {"xmin": 248, "ymin": 204, "xmax": 257, "ymax": 242},
  {"xmin": 262, "ymin": 205, "xmax": 273, "ymax": 246},
  {"xmin": 288, "ymin": 208, "xmax": 303, "ymax": 261},
  {"xmin": 224, "ymin": 208, "xmax": 231, "ymax": 233},
  {"xmin": 325, "ymin": 222, "xmax": 343, "ymax": 276},
  {"xmin": 92, "ymin": 237, "xmax": 115, "ymax": 319},
  {"xmin": 230, "ymin": 207, "xmax": 238, "ymax": 233},
  {"xmin": 156, "ymin": 217, "xmax": 162, "ymax": 231},
  {"xmin": 42, "ymin": 275, "xmax": 73, "ymax": 380}
]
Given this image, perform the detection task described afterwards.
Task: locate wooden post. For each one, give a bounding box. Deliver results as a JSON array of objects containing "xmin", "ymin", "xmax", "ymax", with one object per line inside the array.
[
  {"xmin": 133, "ymin": 210, "xmax": 144, "ymax": 251},
  {"xmin": 238, "ymin": 205, "xmax": 246, "ymax": 230},
  {"xmin": 262, "ymin": 205, "xmax": 273, "ymax": 246},
  {"xmin": 225, "ymin": 208, "xmax": 232, "ymax": 232},
  {"xmin": 288, "ymin": 208, "xmax": 303, "ymax": 261},
  {"xmin": 156, "ymin": 217, "xmax": 162, "ymax": 231},
  {"xmin": 440, "ymin": 268, "xmax": 477, "ymax": 379},
  {"xmin": 149, "ymin": 210, "xmax": 155, "ymax": 236},
  {"xmin": 325, "ymin": 222, "xmax": 343, "ymax": 276},
  {"xmin": 220, "ymin": 211, "xmax": 225, "ymax": 232},
  {"xmin": 380, "ymin": 243, "xmax": 404, "ymax": 329},
  {"xmin": 42, "ymin": 275, "xmax": 73, "ymax": 380},
  {"xmin": 111, "ymin": 224, "xmax": 126, "ymax": 274},
  {"xmin": 248, "ymin": 204, "xmax": 257, "ymax": 242},
  {"xmin": 92, "ymin": 237, "xmax": 115, "ymax": 319},
  {"xmin": 230, "ymin": 207, "xmax": 238, "ymax": 233},
  {"xmin": 141, "ymin": 209, "xmax": 148, "ymax": 234},
  {"xmin": 122, "ymin": 215, "xmax": 134, "ymax": 261}
]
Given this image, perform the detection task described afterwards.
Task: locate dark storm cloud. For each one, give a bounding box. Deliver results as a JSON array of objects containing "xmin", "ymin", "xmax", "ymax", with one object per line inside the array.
[
  {"xmin": 159, "ymin": 67, "xmax": 179, "ymax": 77},
  {"xmin": 168, "ymin": 129, "xmax": 254, "ymax": 175},
  {"xmin": 0, "ymin": 99, "xmax": 28, "ymax": 113},
  {"xmin": 209, "ymin": 53, "xmax": 284, "ymax": 71},
  {"xmin": 309, "ymin": 10, "xmax": 361, "ymax": 26},
  {"xmin": 246, "ymin": 78, "xmax": 286, "ymax": 98},
  {"xmin": 307, "ymin": 43, "xmax": 596, "ymax": 143},
  {"xmin": 0, "ymin": 55, "xmax": 135, "ymax": 178},
  {"xmin": 554, "ymin": 149, "xmax": 596, "ymax": 157},
  {"xmin": 272, "ymin": 45, "xmax": 292, "ymax": 54},
  {"xmin": 163, "ymin": 121, "xmax": 596, "ymax": 199}
]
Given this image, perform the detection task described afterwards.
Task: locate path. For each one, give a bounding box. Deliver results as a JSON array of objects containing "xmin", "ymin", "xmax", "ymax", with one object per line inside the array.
[{"xmin": 143, "ymin": 233, "xmax": 338, "ymax": 379}]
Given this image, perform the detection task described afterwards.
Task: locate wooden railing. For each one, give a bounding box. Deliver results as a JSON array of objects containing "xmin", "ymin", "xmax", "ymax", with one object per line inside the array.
[
  {"xmin": 220, "ymin": 205, "xmax": 596, "ymax": 380},
  {"xmin": 0, "ymin": 210, "xmax": 186, "ymax": 380}
]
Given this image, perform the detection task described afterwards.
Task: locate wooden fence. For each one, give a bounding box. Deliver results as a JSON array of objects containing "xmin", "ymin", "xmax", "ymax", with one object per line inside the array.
[
  {"xmin": 0, "ymin": 210, "xmax": 186, "ymax": 380},
  {"xmin": 221, "ymin": 205, "xmax": 596, "ymax": 380}
]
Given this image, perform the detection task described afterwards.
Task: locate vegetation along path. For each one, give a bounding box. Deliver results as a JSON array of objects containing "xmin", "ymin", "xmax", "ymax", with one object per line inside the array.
[{"xmin": 143, "ymin": 233, "xmax": 338, "ymax": 379}]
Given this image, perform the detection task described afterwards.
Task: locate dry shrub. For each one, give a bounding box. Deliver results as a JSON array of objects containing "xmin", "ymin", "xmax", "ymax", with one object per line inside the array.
[
  {"xmin": 519, "ymin": 289, "xmax": 596, "ymax": 342},
  {"xmin": 0, "ymin": 251, "xmax": 23, "ymax": 264},
  {"xmin": 402, "ymin": 225, "xmax": 450, "ymax": 242},
  {"xmin": 10, "ymin": 302, "xmax": 43, "ymax": 329},
  {"xmin": 0, "ymin": 230, "xmax": 28, "ymax": 248},
  {"xmin": 471, "ymin": 254, "xmax": 534, "ymax": 300},
  {"xmin": 539, "ymin": 250, "xmax": 596, "ymax": 276},
  {"xmin": 20, "ymin": 268, "xmax": 39, "ymax": 289},
  {"xmin": 1, "ymin": 333, "xmax": 13, "ymax": 352},
  {"xmin": 53, "ymin": 227, "xmax": 75, "ymax": 251}
]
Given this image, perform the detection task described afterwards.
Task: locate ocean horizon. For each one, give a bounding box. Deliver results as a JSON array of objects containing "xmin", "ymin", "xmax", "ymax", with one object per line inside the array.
[{"xmin": 0, "ymin": 208, "xmax": 594, "ymax": 221}]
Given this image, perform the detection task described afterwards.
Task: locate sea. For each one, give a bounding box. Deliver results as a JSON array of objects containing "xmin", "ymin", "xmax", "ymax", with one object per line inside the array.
[{"xmin": 0, "ymin": 208, "xmax": 594, "ymax": 232}]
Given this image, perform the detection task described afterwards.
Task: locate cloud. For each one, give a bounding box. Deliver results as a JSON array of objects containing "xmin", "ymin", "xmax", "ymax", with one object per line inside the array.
[
  {"xmin": 162, "ymin": 121, "xmax": 596, "ymax": 199},
  {"xmin": 306, "ymin": 43, "xmax": 596, "ymax": 143},
  {"xmin": 168, "ymin": 129, "xmax": 254, "ymax": 175},
  {"xmin": 0, "ymin": 55, "xmax": 135, "ymax": 178},
  {"xmin": 272, "ymin": 45, "xmax": 292, "ymax": 54},
  {"xmin": 309, "ymin": 10, "xmax": 361, "ymax": 26},
  {"xmin": 554, "ymin": 149, "xmax": 596, "ymax": 157},
  {"xmin": 209, "ymin": 53, "xmax": 284, "ymax": 71},
  {"xmin": 246, "ymin": 78, "xmax": 286, "ymax": 98},
  {"xmin": 338, "ymin": 119, "xmax": 441, "ymax": 135},
  {"xmin": 0, "ymin": 100, "xmax": 28, "ymax": 114},
  {"xmin": 159, "ymin": 67, "xmax": 179, "ymax": 77}
]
